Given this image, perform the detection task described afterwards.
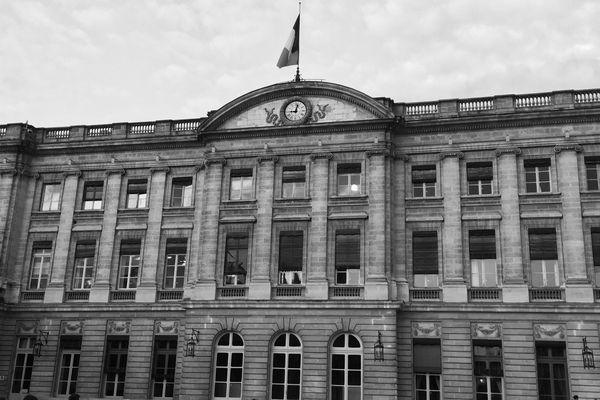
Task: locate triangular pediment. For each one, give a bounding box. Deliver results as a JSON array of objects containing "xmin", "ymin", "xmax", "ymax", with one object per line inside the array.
[{"xmin": 199, "ymin": 81, "xmax": 395, "ymax": 132}]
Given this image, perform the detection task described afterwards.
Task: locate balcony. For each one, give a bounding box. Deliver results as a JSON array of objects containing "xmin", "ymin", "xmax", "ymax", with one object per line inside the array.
[
  {"xmin": 529, "ymin": 287, "xmax": 564, "ymax": 302},
  {"xmin": 468, "ymin": 288, "xmax": 501, "ymax": 302},
  {"xmin": 64, "ymin": 291, "xmax": 90, "ymax": 302},
  {"xmin": 110, "ymin": 290, "xmax": 136, "ymax": 302},
  {"xmin": 273, "ymin": 286, "xmax": 304, "ymax": 298},
  {"xmin": 157, "ymin": 290, "xmax": 184, "ymax": 301},
  {"xmin": 330, "ymin": 286, "xmax": 363, "ymax": 298},
  {"xmin": 21, "ymin": 291, "xmax": 45, "ymax": 302},
  {"xmin": 218, "ymin": 286, "xmax": 248, "ymax": 299},
  {"xmin": 410, "ymin": 288, "xmax": 442, "ymax": 301}
]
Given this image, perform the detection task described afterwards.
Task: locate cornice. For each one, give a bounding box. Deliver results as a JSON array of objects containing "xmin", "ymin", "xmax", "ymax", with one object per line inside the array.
[{"xmin": 495, "ymin": 147, "xmax": 522, "ymax": 157}]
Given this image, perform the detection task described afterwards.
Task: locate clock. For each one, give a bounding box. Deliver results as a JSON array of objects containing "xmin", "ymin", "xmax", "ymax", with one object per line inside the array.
[{"xmin": 280, "ymin": 97, "xmax": 312, "ymax": 125}]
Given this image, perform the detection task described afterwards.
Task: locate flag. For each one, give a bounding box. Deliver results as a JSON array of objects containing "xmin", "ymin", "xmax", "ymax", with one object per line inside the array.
[{"xmin": 277, "ymin": 15, "xmax": 300, "ymax": 68}]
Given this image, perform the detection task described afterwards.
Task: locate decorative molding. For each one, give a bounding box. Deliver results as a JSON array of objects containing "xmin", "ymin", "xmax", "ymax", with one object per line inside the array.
[
  {"xmin": 471, "ymin": 323, "xmax": 501, "ymax": 338},
  {"xmin": 194, "ymin": 163, "xmax": 206, "ymax": 172},
  {"xmin": 150, "ymin": 167, "xmax": 170, "ymax": 174},
  {"xmin": 554, "ymin": 143, "xmax": 583, "ymax": 153},
  {"xmin": 257, "ymin": 155, "xmax": 279, "ymax": 164},
  {"xmin": 309, "ymin": 152, "xmax": 334, "ymax": 161},
  {"xmin": 105, "ymin": 168, "xmax": 126, "ymax": 176},
  {"xmin": 204, "ymin": 158, "xmax": 227, "ymax": 168},
  {"xmin": 439, "ymin": 151, "xmax": 464, "ymax": 160},
  {"xmin": 16, "ymin": 321, "xmax": 38, "ymax": 335},
  {"xmin": 495, "ymin": 147, "xmax": 522, "ymax": 157},
  {"xmin": 310, "ymin": 103, "xmax": 331, "ymax": 123},
  {"xmin": 392, "ymin": 152, "xmax": 410, "ymax": 162},
  {"xmin": 107, "ymin": 320, "xmax": 131, "ymax": 335},
  {"xmin": 412, "ymin": 321, "xmax": 441, "ymax": 338},
  {"xmin": 264, "ymin": 106, "xmax": 283, "ymax": 127},
  {"xmin": 533, "ymin": 323, "xmax": 566, "ymax": 340},
  {"xmin": 365, "ymin": 149, "xmax": 390, "ymax": 158},
  {"xmin": 62, "ymin": 170, "xmax": 82, "ymax": 178},
  {"xmin": 61, "ymin": 321, "xmax": 84, "ymax": 335},
  {"xmin": 155, "ymin": 320, "xmax": 179, "ymax": 335}
]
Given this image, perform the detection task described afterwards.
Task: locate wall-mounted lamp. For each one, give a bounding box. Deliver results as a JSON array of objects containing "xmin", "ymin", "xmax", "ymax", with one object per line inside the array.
[
  {"xmin": 184, "ymin": 328, "xmax": 201, "ymax": 357},
  {"xmin": 374, "ymin": 331, "xmax": 384, "ymax": 361},
  {"xmin": 582, "ymin": 337, "xmax": 595, "ymax": 369},
  {"xmin": 34, "ymin": 329, "xmax": 49, "ymax": 357}
]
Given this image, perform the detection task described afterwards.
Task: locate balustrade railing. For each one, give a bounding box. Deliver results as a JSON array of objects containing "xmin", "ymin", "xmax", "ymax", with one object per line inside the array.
[
  {"xmin": 410, "ymin": 288, "xmax": 441, "ymax": 301},
  {"xmin": 575, "ymin": 90, "xmax": 600, "ymax": 104},
  {"xmin": 129, "ymin": 123, "xmax": 155, "ymax": 135},
  {"xmin": 218, "ymin": 287, "xmax": 247, "ymax": 298},
  {"xmin": 21, "ymin": 291, "xmax": 45, "ymax": 301},
  {"xmin": 515, "ymin": 94, "xmax": 552, "ymax": 108},
  {"xmin": 468, "ymin": 287, "xmax": 501, "ymax": 301},
  {"xmin": 110, "ymin": 290, "xmax": 136, "ymax": 301},
  {"xmin": 157, "ymin": 290, "xmax": 184, "ymax": 301},
  {"xmin": 330, "ymin": 286, "xmax": 362, "ymax": 298},
  {"xmin": 529, "ymin": 287, "xmax": 564, "ymax": 301},
  {"xmin": 405, "ymin": 102, "xmax": 439, "ymax": 116},
  {"xmin": 174, "ymin": 119, "xmax": 203, "ymax": 132},
  {"xmin": 64, "ymin": 290, "xmax": 90, "ymax": 301},
  {"xmin": 0, "ymin": 126, "xmax": 7, "ymax": 136},
  {"xmin": 88, "ymin": 126, "xmax": 113, "ymax": 137},
  {"xmin": 274, "ymin": 286, "xmax": 304, "ymax": 297},
  {"xmin": 46, "ymin": 128, "xmax": 70, "ymax": 139},
  {"xmin": 459, "ymin": 98, "xmax": 494, "ymax": 112}
]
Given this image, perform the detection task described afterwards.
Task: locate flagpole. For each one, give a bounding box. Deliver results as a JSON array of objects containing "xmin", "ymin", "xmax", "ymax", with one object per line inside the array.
[{"xmin": 295, "ymin": 2, "xmax": 301, "ymax": 82}]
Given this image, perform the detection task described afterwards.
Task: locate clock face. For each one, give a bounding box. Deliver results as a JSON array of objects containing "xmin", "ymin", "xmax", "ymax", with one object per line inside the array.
[
  {"xmin": 285, "ymin": 100, "xmax": 307, "ymax": 121},
  {"xmin": 280, "ymin": 97, "xmax": 312, "ymax": 125}
]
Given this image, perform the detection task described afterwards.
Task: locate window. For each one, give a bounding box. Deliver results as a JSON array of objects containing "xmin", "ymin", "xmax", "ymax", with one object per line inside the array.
[
  {"xmin": 412, "ymin": 165, "xmax": 436, "ymax": 198},
  {"xmin": 330, "ymin": 333, "xmax": 362, "ymax": 400},
  {"xmin": 171, "ymin": 177, "xmax": 193, "ymax": 207},
  {"xmin": 413, "ymin": 340, "xmax": 441, "ymax": 400},
  {"xmin": 104, "ymin": 337, "xmax": 129, "ymax": 397},
  {"xmin": 337, "ymin": 164, "xmax": 361, "ymax": 196},
  {"xmin": 72, "ymin": 241, "xmax": 96, "ymax": 290},
  {"xmin": 11, "ymin": 337, "xmax": 34, "ymax": 393},
  {"xmin": 152, "ymin": 337, "xmax": 177, "ymax": 398},
  {"xmin": 585, "ymin": 157, "xmax": 600, "ymax": 191},
  {"xmin": 470, "ymin": 230, "xmax": 497, "ymax": 287},
  {"xmin": 57, "ymin": 337, "xmax": 82, "ymax": 395},
  {"xmin": 529, "ymin": 229, "xmax": 559, "ymax": 287},
  {"xmin": 592, "ymin": 228, "xmax": 600, "ymax": 285},
  {"xmin": 278, "ymin": 232, "xmax": 303, "ymax": 285},
  {"xmin": 230, "ymin": 169, "xmax": 253, "ymax": 200},
  {"xmin": 524, "ymin": 159, "xmax": 551, "ymax": 193},
  {"xmin": 29, "ymin": 241, "xmax": 53, "ymax": 290},
  {"xmin": 413, "ymin": 232, "xmax": 439, "ymax": 287},
  {"xmin": 224, "ymin": 235, "xmax": 248, "ymax": 286},
  {"xmin": 213, "ymin": 332, "xmax": 244, "ymax": 399},
  {"xmin": 164, "ymin": 239, "xmax": 187, "ymax": 289},
  {"xmin": 467, "ymin": 162, "xmax": 493, "ymax": 195},
  {"xmin": 536, "ymin": 343, "xmax": 568, "ymax": 400},
  {"xmin": 473, "ymin": 341, "xmax": 503, "ymax": 400},
  {"xmin": 282, "ymin": 166, "xmax": 306, "ymax": 198},
  {"xmin": 83, "ymin": 181, "xmax": 103, "ymax": 210},
  {"xmin": 335, "ymin": 230, "xmax": 360, "ymax": 285},
  {"xmin": 41, "ymin": 183, "xmax": 61, "ymax": 211},
  {"xmin": 118, "ymin": 240, "xmax": 141, "ymax": 289},
  {"xmin": 126, "ymin": 179, "xmax": 148, "ymax": 208},
  {"xmin": 271, "ymin": 333, "xmax": 302, "ymax": 400}
]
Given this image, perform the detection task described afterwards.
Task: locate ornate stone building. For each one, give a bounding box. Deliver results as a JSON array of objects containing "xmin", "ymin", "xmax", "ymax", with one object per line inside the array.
[{"xmin": 1, "ymin": 80, "xmax": 600, "ymax": 399}]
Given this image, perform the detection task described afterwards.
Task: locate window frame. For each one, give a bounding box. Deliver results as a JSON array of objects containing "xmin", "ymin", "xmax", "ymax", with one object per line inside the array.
[
  {"xmin": 28, "ymin": 242, "xmax": 53, "ymax": 290},
  {"xmin": 171, "ymin": 176, "xmax": 193, "ymax": 207},
  {"xmin": 229, "ymin": 169, "xmax": 254, "ymax": 201},
  {"xmin": 535, "ymin": 343, "xmax": 569, "ymax": 400},
  {"xmin": 334, "ymin": 229, "xmax": 361, "ymax": 285},
  {"xmin": 224, "ymin": 234, "xmax": 249, "ymax": 286},
  {"xmin": 592, "ymin": 228, "xmax": 600, "ymax": 286},
  {"xmin": 412, "ymin": 231, "xmax": 439, "ymax": 288},
  {"xmin": 213, "ymin": 332, "xmax": 245, "ymax": 399},
  {"xmin": 278, "ymin": 231, "xmax": 304, "ymax": 285},
  {"xmin": 11, "ymin": 337, "xmax": 35, "ymax": 394},
  {"xmin": 41, "ymin": 182, "xmax": 62, "ymax": 211},
  {"xmin": 56, "ymin": 337, "xmax": 82, "ymax": 396},
  {"xmin": 163, "ymin": 239, "xmax": 187, "ymax": 290},
  {"xmin": 411, "ymin": 165, "xmax": 437, "ymax": 198},
  {"xmin": 413, "ymin": 339, "xmax": 442, "ymax": 400},
  {"xmin": 152, "ymin": 336, "xmax": 178, "ymax": 399},
  {"xmin": 82, "ymin": 181, "xmax": 104, "ymax": 210},
  {"xmin": 126, "ymin": 178, "xmax": 148, "ymax": 209},
  {"xmin": 469, "ymin": 230, "xmax": 498, "ymax": 288},
  {"xmin": 473, "ymin": 341, "xmax": 504, "ymax": 400},
  {"xmin": 103, "ymin": 337, "xmax": 129, "ymax": 397},
  {"xmin": 329, "ymin": 333, "xmax": 363, "ymax": 400},
  {"xmin": 118, "ymin": 240, "xmax": 142, "ymax": 290},
  {"xmin": 584, "ymin": 157, "xmax": 600, "ymax": 191},
  {"xmin": 336, "ymin": 163, "xmax": 362, "ymax": 197},
  {"xmin": 524, "ymin": 159, "xmax": 552, "ymax": 193},
  {"xmin": 466, "ymin": 162, "xmax": 493, "ymax": 196},
  {"xmin": 281, "ymin": 166, "xmax": 307, "ymax": 199},
  {"xmin": 270, "ymin": 332, "xmax": 302, "ymax": 400},
  {"xmin": 528, "ymin": 228, "xmax": 560, "ymax": 288}
]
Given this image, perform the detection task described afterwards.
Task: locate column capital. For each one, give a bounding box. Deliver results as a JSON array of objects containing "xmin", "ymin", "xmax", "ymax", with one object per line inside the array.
[
  {"xmin": 309, "ymin": 151, "xmax": 334, "ymax": 161},
  {"xmin": 105, "ymin": 168, "xmax": 126, "ymax": 176},
  {"xmin": 554, "ymin": 143, "xmax": 583, "ymax": 153},
  {"xmin": 365, "ymin": 149, "xmax": 390, "ymax": 159},
  {"xmin": 193, "ymin": 161, "xmax": 207, "ymax": 172},
  {"xmin": 495, "ymin": 146, "xmax": 522, "ymax": 157},
  {"xmin": 204, "ymin": 157, "xmax": 227, "ymax": 168},
  {"xmin": 256, "ymin": 155, "xmax": 279, "ymax": 164},
  {"xmin": 62, "ymin": 170, "xmax": 82, "ymax": 178},
  {"xmin": 392, "ymin": 152, "xmax": 409, "ymax": 162},
  {"xmin": 439, "ymin": 151, "xmax": 464, "ymax": 160}
]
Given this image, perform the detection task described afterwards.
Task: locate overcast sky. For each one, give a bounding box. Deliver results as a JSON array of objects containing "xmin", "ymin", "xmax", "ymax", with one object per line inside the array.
[{"xmin": 1, "ymin": 0, "xmax": 599, "ymax": 127}]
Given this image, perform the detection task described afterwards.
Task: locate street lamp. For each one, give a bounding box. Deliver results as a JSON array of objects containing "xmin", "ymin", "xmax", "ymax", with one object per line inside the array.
[
  {"xmin": 33, "ymin": 329, "xmax": 49, "ymax": 357},
  {"xmin": 582, "ymin": 337, "xmax": 595, "ymax": 369},
  {"xmin": 184, "ymin": 329, "xmax": 200, "ymax": 357},
  {"xmin": 374, "ymin": 331, "xmax": 384, "ymax": 361}
]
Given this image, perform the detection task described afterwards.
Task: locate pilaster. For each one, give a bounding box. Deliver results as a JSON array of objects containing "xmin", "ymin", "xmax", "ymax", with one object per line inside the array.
[
  {"xmin": 392, "ymin": 153, "xmax": 409, "ymax": 301},
  {"xmin": 184, "ymin": 163, "xmax": 206, "ymax": 300}
]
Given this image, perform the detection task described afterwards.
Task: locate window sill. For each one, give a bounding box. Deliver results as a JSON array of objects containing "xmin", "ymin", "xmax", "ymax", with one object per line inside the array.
[
  {"xmin": 518, "ymin": 191, "xmax": 561, "ymax": 197},
  {"xmin": 274, "ymin": 197, "xmax": 312, "ymax": 202},
  {"xmin": 461, "ymin": 194, "xmax": 501, "ymax": 199},
  {"xmin": 406, "ymin": 196, "xmax": 443, "ymax": 201},
  {"xmin": 330, "ymin": 194, "xmax": 368, "ymax": 200}
]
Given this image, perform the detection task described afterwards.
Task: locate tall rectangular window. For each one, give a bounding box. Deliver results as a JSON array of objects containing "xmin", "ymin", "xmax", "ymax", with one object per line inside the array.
[
  {"xmin": 104, "ymin": 337, "xmax": 129, "ymax": 397},
  {"xmin": 72, "ymin": 241, "xmax": 96, "ymax": 290},
  {"xmin": 412, "ymin": 165, "xmax": 436, "ymax": 198},
  {"xmin": 171, "ymin": 177, "xmax": 193, "ymax": 207},
  {"xmin": 335, "ymin": 230, "xmax": 360, "ymax": 285},
  {"xmin": 152, "ymin": 337, "xmax": 177, "ymax": 398},
  {"xmin": 83, "ymin": 181, "xmax": 103, "ymax": 210},
  {"xmin": 29, "ymin": 241, "xmax": 53, "ymax": 290},
  {"xmin": 536, "ymin": 343, "xmax": 568, "ymax": 400},
  {"xmin": 413, "ymin": 232, "xmax": 439, "ymax": 287},
  {"xmin": 592, "ymin": 228, "xmax": 600, "ymax": 285},
  {"xmin": 467, "ymin": 162, "xmax": 493, "ymax": 195},
  {"xmin": 585, "ymin": 157, "xmax": 600, "ymax": 191},
  {"xmin": 529, "ymin": 229, "xmax": 559, "ymax": 287},
  {"xmin": 118, "ymin": 240, "xmax": 141, "ymax": 289},
  {"xmin": 57, "ymin": 337, "xmax": 82, "ymax": 395},
  {"xmin": 337, "ymin": 164, "xmax": 361, "ymax": 196},
  {"xmin": 282, "ymin": 166, "xmax": 306, "ymax": 198},
  {"xmin": 413, "ymin": 340, "xmax": 441, "ymax": 400},
  {"xmin": 126, "ymin": 179, "xmax": 147, "ymax": 208},
  {"xmin": 524, "ymin": 159, "xmax": 551, "ymax": 193},
  {"xmin": 164, "ymin": 239, "xmax": 187, "ymax": 289},
  {"xmin": 11, "ymin": 337, "xmax": 34, "ymax": 393},
  {"xmin": 41, "ymin": 183, "xmax": 61, "ymax": 211},
  {"xmin": 473, "ymin": 341, "xmax": 503, "ymax": 400},
  {"xmin": 278, "ymin": 231, "xmax": 303, "ymax": 285},
  {"xmin": 230, "ymin": 169, "xmax": 253, "ymax": 200},
  {"xmin": 224, "ymin": 235, "xmax": 248, "ymax": 285},
  {"xmin": 470, "ymin": 230, "xmax": 497, "ymax": 287}
]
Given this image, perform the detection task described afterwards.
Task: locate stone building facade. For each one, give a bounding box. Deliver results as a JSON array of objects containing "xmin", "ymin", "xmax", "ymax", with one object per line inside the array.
[{"xmin": 1, "ymin": 80, "xmax": 600, "ymax": 399}]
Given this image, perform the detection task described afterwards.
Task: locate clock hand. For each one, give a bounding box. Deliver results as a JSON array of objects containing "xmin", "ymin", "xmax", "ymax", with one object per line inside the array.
[{"xmin": 294, "ymin": 104, "xmax": 298, "ymax": 113}]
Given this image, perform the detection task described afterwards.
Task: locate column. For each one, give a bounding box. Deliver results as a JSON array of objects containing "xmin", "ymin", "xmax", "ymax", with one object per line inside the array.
[
  {"xmin": 392, "ymin": 154, "xmax": 408, "ymax": 301},
  {"xmin": 496, "ymin": 147, "xmax": 528, "ymax": 302},
  {"xmin": 441, "ymin": 151, "xmax": 467, "ymax": 302},
  {"xmin": 306, "ymin": 152, "xmax": 333, "ymax": 299},
  {"xmin": 249, "ymin": 155, "xmax": 277, "ymax": 299},
  {"xmin": 555, "ymin": 144, "xmax": 593, "ymax": 302},
  {"xmin": 136, "ymin": 167, "xmax": 168, "ymax": 302},
  {"xmin": 196, "ymin": 158, "xmax": 225, "ymax": 300},
  {"xmin": 89, "ymin": 169, "xmax": 124, "ymax": 303},
  {"xmin": 45, "ymin": 170, "xmax": 80, "ymax": 303},
  {"xmin": 184, "ymin": 163, "xmax": 206, "ymax": 299},
  {"xmin": 0, "ymin": 169, "xmax": 16, "ymax": 300},
  {"xmin": 365, "ymin": 150, "xmax": 388, "ymax": 300}
]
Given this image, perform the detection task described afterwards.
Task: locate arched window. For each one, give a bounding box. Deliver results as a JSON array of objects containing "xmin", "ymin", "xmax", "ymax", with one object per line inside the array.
[
  {"xmin": 330, "ymin": 333, "xmax": 362, "ymax": 400},
  {"xmin": 271, "ymin": 332, "xmax": 302, "ymax": 400},
  {"xmin": 213, "ymin": 332, "xmax": 244, "ymax": 399}
]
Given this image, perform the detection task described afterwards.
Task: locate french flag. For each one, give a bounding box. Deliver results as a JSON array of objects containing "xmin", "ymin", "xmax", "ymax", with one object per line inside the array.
[{"xmin": 277, "ymin": 15, "xmax": 300, "ymax": 68}]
